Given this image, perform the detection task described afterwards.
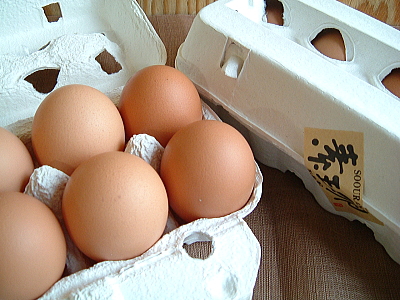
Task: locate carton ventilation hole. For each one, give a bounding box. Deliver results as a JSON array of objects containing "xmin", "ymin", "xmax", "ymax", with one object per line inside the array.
[
  {"xmin": 24, "ymin": 68, "xmax": 60, "ymax": 94},
  {"xmin": 182, "ymin": 232, "xmax": 213, "ymax": 260},
  {"xmin": 95, "ymin": 50, "xmax": 122, "ymax": 74},
  {"xmin": 265, "ymin": 0, "xmax": 284, "ymax": 26},
  {"xmin": 311, "ymin": 28, "xmax": 346, "ymax": 61},
  {"xmin": 42, "ymin": 2, "xmax": 62, "ymax": 23},
  {"xmin": 382, "ymin": 68, "xmax": 400, "ymax": 98},
  {"xmin": 221, "ymin": 42, "xmax": 249, "ymax": 78}
]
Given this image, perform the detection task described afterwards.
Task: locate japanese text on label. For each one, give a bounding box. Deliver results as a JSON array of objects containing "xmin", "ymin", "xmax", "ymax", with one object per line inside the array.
[{"xmin": 304, "ymin": 127, "xmax": 383, "ymax": 225}]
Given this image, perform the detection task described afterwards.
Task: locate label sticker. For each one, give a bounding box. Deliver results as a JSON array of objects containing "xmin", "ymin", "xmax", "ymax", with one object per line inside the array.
[{"xmin": 304, "ymin": 127, "xmax": 383, "ymax": 225}]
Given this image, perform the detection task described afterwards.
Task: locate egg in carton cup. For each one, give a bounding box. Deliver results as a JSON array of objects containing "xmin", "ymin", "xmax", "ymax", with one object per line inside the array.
[
  {"xmin": 25, "ymin": 101, "xmax": 263, "ymax": 299},
  {"xmin": 0, "ymin": 0, "xmax": 262, "ymax": 299},
  {"xmin": 176, "ymin": 0, "xmax": 400, "ymax": 264}
]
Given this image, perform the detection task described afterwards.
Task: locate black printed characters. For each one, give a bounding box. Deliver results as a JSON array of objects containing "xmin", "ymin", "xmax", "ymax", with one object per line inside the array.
[
  {"xmin": 307, "ymin": 137, "xmax": 367, "ymax": 213},
  {"xmin": 308, "ymin": 138, "xmax": 358, "ymax": 175}
]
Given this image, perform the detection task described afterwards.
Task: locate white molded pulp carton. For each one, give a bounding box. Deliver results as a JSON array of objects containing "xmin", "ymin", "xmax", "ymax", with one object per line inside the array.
[
  {"xmin": 0, "ymin": 0, "xmax": 166, "ymax": 129},
  {"xmin": 0, "ymin": 0, "xmax": 262, "ymax": 299},
  {"xmin": 176, "ymin": 0, "xmax": 400, "ymax": 264}
]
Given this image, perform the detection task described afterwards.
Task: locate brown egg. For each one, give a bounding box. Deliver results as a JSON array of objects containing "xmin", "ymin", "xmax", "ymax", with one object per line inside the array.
[
  {"xmin": 0, "ymin": 192, "xmax": 66, "ymax": 300},
  {"xmin": 32, "ymin": 84, "xmax": 125, "ymax": 176},
  {"xmin": 266, "ymin": 0, "xmax": 284, "ymax": 26},
  {"xmin": 0, "ymin": 127, "xmax": 34, "ymax": 193},
  {"xmin": 62, "ymin": 151, "xmax": 169, "ymax": 262},
  {"xmin": 382, "ymin": 68, "xmax": 400, "ymax": 98},
  {"xmin": 312, "ymin": 28, "xmax": 346, "ymax": 61},
  {"xmin": 160, "ymin": 120, "xmax": 256, "ymax": 223},
  {"xmin": 118, "ymin": 65, "xmax": 203, "ymax": 147}
]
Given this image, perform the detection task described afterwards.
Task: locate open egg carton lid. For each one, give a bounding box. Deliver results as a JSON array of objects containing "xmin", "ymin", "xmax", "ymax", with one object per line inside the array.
[
  {"xmin": 0, "ymin": 0, "xmax": 166, "ymax": 130},
  {"xmin": 0, "ymin": 0, "xmax": 262, "ymax": 299},
  {"xmin": 176, "ymin": 0, "xmax": 400, "ymax": 264}
]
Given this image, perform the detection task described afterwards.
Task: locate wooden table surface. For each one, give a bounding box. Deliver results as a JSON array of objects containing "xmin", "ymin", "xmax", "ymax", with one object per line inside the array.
[{"xmin": 340, "ymin": 0, "xmax": 400, "ymax": 26}]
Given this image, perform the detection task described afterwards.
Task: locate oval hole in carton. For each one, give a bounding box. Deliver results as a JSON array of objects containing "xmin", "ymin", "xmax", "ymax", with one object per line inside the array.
[
  {"xmin": 311, "ymin": 28, "xmax": 346, "ymax": 61},
  {"xmin": 24, "ymin": 68, "xmax": 60, "ymax": 94},
  {"xmin": 382, "ymin": 68, "xmax": 400, "ymax": 98},
  {"xmin": 265, "ymin": 0, "xmax": 284, "ymax": 26},
  {"xmin": 183, "ymin": 232, "xmax": 213, "ymax": 260},
  {"xmin": 95, "ymin": 49, "xmax": 122, "ymax": 75},
  {"xmin": 42, "ymin": 2, "xmax": 62, "ymax": 23}
]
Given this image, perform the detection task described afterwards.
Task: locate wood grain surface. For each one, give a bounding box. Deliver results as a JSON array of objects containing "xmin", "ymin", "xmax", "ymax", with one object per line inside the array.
[
  {"xmin": 338, "ymin": 0, "xmax": 400, "ymax": 25},
  {"xmin": 137, "ymin": 0, "xmax": 400, "ymax": 26}
]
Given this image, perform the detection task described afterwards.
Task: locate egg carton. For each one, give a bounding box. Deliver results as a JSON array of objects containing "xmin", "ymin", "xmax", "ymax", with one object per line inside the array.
[
  {"xmin": 0, "ymin": 0, "xmax": 262, "ymax": 299},
  {"xmin": 176, "ymin": 0, "xmax": 400, "ymax": 264},
  {"xmin": 25, "ymin": 102, "xmax": 262, "ymax": 299},
  {"xmin": 0, "ymin": 0, "xmax": 166, "ymax": 129}
]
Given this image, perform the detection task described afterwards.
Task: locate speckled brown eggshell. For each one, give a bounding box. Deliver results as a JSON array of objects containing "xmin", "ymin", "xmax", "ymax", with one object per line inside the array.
[
  {"xmin": 118, "ymin": 65, "xmax": 203, "ymax": 147},
  {"xmin": 31, "ymin": 84, "xmax": 125, "ymax": 176},
  {"xmin": 0, "ymin": 127, "xmax": 34, "ymax": 193},
  {"xmin": 160, "ymin": 120, "xmax": 256, "ymax": 223},
  {"xmin": 62, "ymin": 151, "xmax": 169, "ymax": 262},
  {"xmin": 0, "ymin": 191, "xmax": 67, "ymax": 300}
]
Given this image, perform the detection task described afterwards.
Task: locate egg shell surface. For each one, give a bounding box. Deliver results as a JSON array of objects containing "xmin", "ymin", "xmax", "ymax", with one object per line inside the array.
[
  {"xmin": 311, "ymin": 28, "xmax": 346, "ymax": 61},
  {"xmin": 382, "ymin": 68, "xmax": 400, "ymax": 98},
  {"xmin": 31, "ymin": 84, "xmax": 125, "ymax": 176},
  {"xmin": 118, "ymin": 65, "xmax": 203, "ymax": 147},
  {"xmin": 62, "ymin": 151, "xmax": 169, "ymax": 262},
  {"xmin": 0, "ymin": 127, "xmax": 34, "ymax": 193},
  {"xmin": 0, "ymin": 192, "xmax": 67, "ymax": 300},
  {"xmin": 160, "ymin": 120, "xmax": 256, "ymax": 223}
]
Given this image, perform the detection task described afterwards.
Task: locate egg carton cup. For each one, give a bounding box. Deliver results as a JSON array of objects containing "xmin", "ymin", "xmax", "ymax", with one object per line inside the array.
[
  {"xmin": 23, "ymin": 101, "xmax": 263, "ymax": 299},
  {"xmin": 176, "ymin": 0, "xmax": 400, "ymax": 264}
]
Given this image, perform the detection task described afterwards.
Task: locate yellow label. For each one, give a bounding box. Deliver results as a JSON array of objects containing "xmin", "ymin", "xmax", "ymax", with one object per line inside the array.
[{"xmin": 304, "ymin": 127, "xmax": 383, "ymax": 225}]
